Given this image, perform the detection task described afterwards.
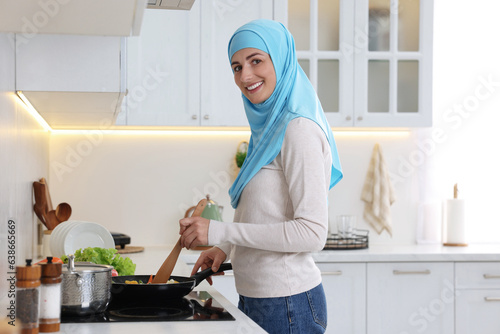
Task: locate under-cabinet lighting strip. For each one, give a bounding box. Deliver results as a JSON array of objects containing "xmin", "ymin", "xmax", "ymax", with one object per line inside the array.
[
  {"xmin": 50, "ymin": 128, "xmax": 410, "ymax": 137},
  {"xmin": 50, "ymin": 129, "xmax": 252, "ymax": 136},
  {"xmin": 16, "ymin": 91, "xmax": 410, "ymax": 137},
  {"xmin": 16, "ymin": 91, "xmax": 52, "ymax": 132}
]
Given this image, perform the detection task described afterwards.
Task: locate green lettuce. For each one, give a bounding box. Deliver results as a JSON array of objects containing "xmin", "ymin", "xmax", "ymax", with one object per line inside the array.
[{"xmin": 62, "ymin": 247, "xmax": 136, "ymax": 276}]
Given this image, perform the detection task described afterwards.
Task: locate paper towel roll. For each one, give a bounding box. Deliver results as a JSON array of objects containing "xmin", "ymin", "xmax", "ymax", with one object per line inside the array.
[{"xmin": 445, "ymin": 199, "xmax": 466, "ymax": 244}]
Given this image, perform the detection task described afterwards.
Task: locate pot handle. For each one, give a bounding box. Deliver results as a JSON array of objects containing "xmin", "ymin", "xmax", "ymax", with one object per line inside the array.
[
  {"xmin": 192, "ymin": 263, "xmax": 232, "ymax": 287},
  {"xmin": 67, "ymin": 254, "xmax": 75, "ymax": 273}
]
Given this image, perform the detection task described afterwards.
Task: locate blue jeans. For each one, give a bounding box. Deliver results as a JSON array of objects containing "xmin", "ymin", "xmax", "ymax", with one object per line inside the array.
[{"xmin": 238, "ymin": 283, "xmax": 327, "ymax": 334}]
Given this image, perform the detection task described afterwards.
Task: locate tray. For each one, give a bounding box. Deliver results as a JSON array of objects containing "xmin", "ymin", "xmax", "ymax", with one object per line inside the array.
[{"xmin": 323, "ymin": 230, "xmax": 369, "ymax": 250}]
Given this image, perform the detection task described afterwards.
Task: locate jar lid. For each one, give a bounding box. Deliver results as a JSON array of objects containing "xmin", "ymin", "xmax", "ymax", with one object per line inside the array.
[
  {"xmin": 16, "ymin": 259, "xmax": 41, "ymax": 288},
  {"xmin": 41, "ymin": 257, "xmax": 62, "ymax": 283}
]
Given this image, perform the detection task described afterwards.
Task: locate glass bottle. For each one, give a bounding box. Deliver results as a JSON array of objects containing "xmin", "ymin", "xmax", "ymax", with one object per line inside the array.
[
  {"xmin": 16, "ymin": 259, "xmax": 41, "ymax": 334},
  {"xmin": 39, "ymin": 257, "xmax": 62, "ymax": 332}
]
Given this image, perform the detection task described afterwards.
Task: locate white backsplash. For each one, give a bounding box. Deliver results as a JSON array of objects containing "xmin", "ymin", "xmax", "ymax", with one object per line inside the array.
[
  {"xmin": 0, "ymin": 33, "xmax": 50, "ymax": 312},
  {"xmin": 48, "ymin": 130, "xmax": 421, "ymax": 247}
]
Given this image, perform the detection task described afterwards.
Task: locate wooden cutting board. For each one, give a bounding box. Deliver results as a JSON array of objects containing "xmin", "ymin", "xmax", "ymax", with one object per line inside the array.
[{"xmin": 115, "ymin": 245, "xmax": 145, "ymax": 254}]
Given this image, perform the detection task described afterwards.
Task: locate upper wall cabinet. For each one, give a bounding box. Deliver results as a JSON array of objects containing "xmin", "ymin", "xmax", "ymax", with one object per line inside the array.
[
  {"xmin": 119, "ymin": 6, "xmax": 201, "ymax": 126},
  {"xmin": 199, "ymin": 0, "xmax": 274, "ymax": 126},
  {"xmin": 0, "ymin": 0, "xmax": 147, "ymax": 36},
  {"xmin": 16, "ymin": 34, "xmax": 126, "ymax": 128},
  {"xmin": 119, "ymin": 0, "xmax": 276, "ymax": 127},
  {"xmin": 281, "ymin": 0, "xmax": 433, "ymax": 127}
]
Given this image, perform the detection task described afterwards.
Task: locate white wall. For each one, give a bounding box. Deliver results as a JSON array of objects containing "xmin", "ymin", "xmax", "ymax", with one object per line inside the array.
[
  {"xmin": 0, "ymin": 33, "xmax": 50, "ymax": 312},
  {"xmin": 48, "ymin": 130, "xmax": 420, "ymax": 247},
  {"xmin": 43, "ymin": 0, "xmax": 500, "ymax": 249},
  {"xmin": 428, "ymin": 0, "xmax": 500, "ymax": 243}
]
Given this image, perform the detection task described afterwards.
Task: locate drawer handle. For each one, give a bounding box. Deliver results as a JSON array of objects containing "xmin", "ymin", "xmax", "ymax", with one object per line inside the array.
[
  {"xmin": 484, "ymin": 274, "xmax": 500, "ymax": 279},
  {"xmin": 485, "ymin": 297, "xmax": 500, "ymax": 302},
  {"xmin": 322, "ymin": 271, "xmax": 343, "ymax": 276},
  {"xmin": 393, "ymin": 270, "xmax": 431, "ymax": 275}
]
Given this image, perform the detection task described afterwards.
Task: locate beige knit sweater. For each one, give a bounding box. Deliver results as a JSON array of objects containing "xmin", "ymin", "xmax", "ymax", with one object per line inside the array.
[{"xmin": 208, "ymin": 117, "xmax": 332, "ymax": 298}]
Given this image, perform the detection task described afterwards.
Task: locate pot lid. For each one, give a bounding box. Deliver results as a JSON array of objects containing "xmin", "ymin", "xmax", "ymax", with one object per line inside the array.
[{"xmin": 63, "ymin": 254, "xmax": 112, "ymax": 274}]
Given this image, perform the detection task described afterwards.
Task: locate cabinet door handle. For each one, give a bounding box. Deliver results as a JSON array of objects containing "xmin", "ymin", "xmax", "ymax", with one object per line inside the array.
[
  {"xmin": 484, "ymin": 274, "xmax": 500, "ymax": 279},
  {"xmin": 191, "ymin": 114, "xmax": 198, "ymax": 120},
  {"xmin": 485, "ymin": 297, "xmax": 500, "ymax": 302},
  {"xmin": 322, "ymin": 271, "xmax": 342, "ymax": 276},
  {"xmin": 393, "ymin": 270, "xmax": 431, "ymax": 275}
]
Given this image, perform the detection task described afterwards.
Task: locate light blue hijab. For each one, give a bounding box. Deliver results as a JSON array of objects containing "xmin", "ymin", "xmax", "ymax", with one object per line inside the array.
[{"xmin": 228, "ymin": 19, "xmax": 343, "ymax": 208}]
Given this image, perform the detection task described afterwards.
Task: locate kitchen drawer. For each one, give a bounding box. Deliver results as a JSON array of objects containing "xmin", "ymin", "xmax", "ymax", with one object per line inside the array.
[
  {"xmin": 316, "ymin": 263, "xmax": 366, "ymax": 334},
  {"xmin": 456, "ymin": 289, "xmax": 500, "ymax": 334},
  {"xmin": 456, "ymin": 262, "xmax": 500, "ymax": 289},
  {"xmin": 367, "ymin": 262, "xmax": 454, "ymax": 334}
]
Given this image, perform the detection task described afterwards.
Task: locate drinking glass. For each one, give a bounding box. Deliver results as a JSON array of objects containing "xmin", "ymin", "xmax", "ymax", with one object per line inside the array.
[{"xmin": 337, "ymin": 215, "xmax": 357, "ymax": 239}]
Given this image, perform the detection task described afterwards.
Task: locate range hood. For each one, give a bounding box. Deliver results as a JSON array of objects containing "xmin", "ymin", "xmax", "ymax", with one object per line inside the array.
[
  {"xmin": 0, "ymin": 0, "xmax": 147, "ymax": 36},
  {"xmin": 147, "ymin": 0, "xmax": 195, "ymax": 10}
]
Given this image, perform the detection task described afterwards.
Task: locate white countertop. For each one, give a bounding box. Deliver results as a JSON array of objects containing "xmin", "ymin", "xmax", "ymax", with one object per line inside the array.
[
  {"xmin": 313, "ymin": 243, "xmax": 500, "ymax": 262},
  {"xmin": 181, "ymin": 243, "xmax": 500, "ymax": 264},
  {"xmin": 58, "ymin": 243, "xmax": 500, "ymax": 333},
  {"xmin": 58, "ymin": 246, "xmax": 266, "ymax": 334}
]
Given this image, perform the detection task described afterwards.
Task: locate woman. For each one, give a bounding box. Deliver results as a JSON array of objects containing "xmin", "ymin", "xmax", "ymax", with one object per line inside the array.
[{"xmin": 179, "ymin": 19, "xmax": 343, "ymax": 333}]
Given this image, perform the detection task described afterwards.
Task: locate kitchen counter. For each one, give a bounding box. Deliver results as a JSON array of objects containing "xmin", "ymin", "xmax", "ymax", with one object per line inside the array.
[
  {"xmin": 313, "ymin": 243, "xmax": 500, "ymax": 262},
  {"xmin": 181, "ymin": 243, "xmax": 500, "ymax": 264},
  {"xmin": 58, "ymin": 246, "xmax": 266, "ymax": 334}
]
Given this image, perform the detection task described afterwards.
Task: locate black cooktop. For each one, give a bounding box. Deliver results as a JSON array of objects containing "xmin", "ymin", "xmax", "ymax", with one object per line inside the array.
[{"xmin": 61, "ymin": 291, "xmax": 235, "ymax": 323}]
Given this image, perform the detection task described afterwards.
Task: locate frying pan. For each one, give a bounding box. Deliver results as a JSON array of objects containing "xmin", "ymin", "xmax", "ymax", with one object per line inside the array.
[{"xmin": 110, "ymin": 263, "xmax": 232, "ymax": 305}]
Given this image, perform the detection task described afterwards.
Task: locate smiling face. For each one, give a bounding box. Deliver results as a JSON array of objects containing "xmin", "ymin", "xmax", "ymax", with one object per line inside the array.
[{"xmin": 231, "ymin": 48, "xmax": 277, "ymax": 104}]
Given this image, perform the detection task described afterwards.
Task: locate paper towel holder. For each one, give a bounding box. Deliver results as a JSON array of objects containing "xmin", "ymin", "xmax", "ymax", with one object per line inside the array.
[{"xmin": 443, "ymin": 183, "xmax": 468, "ymax": 247}]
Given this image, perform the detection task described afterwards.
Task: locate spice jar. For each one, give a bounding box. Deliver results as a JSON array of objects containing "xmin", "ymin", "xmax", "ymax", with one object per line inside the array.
[
  {"xmin": 39, "ymin": 257, "xmax": 62, "ymax": 332},
  {"xmin": 16, "ymin": 259, "xmax": 41, "ymax": 334}
]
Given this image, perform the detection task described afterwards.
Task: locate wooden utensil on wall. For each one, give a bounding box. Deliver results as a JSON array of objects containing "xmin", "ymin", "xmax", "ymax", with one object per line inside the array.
[
  {"xmin": 39, "ymin": 178, "xmax": 53, "ymax": 212},
  {"xmin": 33, "ymin": 181, "xmax": 49, "ymax": 227}
]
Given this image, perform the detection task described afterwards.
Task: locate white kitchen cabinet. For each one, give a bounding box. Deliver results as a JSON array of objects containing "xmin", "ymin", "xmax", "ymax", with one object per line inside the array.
[
  {"xmin": 0, "ymin": 0, "xmax": 146, "ymax": 36},
  {"xmin": 281, "ymin": 0, "xmax": 433, "ymax": 127},
  {"xmin": 367, "ymin": 262, "xmax": 454, "ymax": 334},
  {"xmin": 455, "ymin": 262, "xmax": 500, "ymax": 334},
  {"xmin": 16, "ymin": 34, "xmax": 126, "ymax": 128},
  {"xmin": 317, "ymin": 262, "xmax": 366, "ymax": 334},
  {"xmin": 120, "ymin": 6, "xmax": 201, "ymax": 126},
  {"xmin": 455, "ymin": 290, "xmax": 500, "ymax": 334},
  {"xmin": 121, "ymin": 0, "xmax": 276, "ymax": 127},
  {"xmin": 199, "ymin": 0, "xmax": 273, "ymax": 126},
  {"xmin": 182, "ymin": 256, "xmax": 239, "ymax": 306},
  {"xmin": 211, "ymin": 272, "xmax": 239, "ymax": 307}
]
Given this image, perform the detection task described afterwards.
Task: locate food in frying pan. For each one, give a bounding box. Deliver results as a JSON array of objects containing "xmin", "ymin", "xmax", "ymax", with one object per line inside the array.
[{"xmin": 124, "ymin": 278, "xmax": 179, "ymax": 285}]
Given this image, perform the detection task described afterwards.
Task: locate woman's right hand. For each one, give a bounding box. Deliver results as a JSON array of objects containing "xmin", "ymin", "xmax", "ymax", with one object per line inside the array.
[{"xmin": 191, "ymin": 246, "xmax": 227, "ymax": 285}]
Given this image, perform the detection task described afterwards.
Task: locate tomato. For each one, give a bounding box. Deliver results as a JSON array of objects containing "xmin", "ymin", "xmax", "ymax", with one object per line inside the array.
[
  {"xmin": 111, "ymin": 269, "xmax": 119, "ymax": 277},
  {"xmin": 35, "ymin": 257, "xmax": 64, "ymax": 265}
]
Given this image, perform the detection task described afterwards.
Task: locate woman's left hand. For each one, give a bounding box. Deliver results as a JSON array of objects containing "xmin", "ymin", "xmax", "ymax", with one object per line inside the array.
[{"xmin": 179, "ymin": 216, "xmax": 210, "ymax": 249}]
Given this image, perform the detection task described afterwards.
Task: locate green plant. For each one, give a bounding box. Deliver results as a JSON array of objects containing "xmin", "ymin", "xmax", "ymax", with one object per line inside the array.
[{"xmin": 236, "ymin": 151, "xmax": 247, "ymax": 168}]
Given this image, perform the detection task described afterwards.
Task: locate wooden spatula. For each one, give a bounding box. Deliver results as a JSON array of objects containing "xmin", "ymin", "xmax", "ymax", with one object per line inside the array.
[{"xmin": 152, "ymin": 198, "xmax": 207, "ymax": 284}]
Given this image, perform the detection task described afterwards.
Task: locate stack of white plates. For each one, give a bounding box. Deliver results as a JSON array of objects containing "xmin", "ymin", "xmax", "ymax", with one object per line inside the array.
[{"xmin": 49, "ymin": 221, "xmax": 115, "ymax": 258}]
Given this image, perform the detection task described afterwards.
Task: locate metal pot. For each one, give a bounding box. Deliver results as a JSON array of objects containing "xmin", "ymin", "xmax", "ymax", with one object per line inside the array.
[{"xmin": 61, "ymin": 255, "xmax": 112, "ymax": 316}]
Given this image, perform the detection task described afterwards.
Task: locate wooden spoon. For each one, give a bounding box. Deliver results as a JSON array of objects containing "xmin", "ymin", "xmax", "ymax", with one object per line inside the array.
[
  {"xmin": 45, "ymin": 210, "xmax": 60, "ymax": 230},
  {"xmin": 152, "ymin": 198, "xmax": 207, "ymax": 284},
  {"xmin": 55, "ymin": 202, "xmax": 72, "ymax": 222}
]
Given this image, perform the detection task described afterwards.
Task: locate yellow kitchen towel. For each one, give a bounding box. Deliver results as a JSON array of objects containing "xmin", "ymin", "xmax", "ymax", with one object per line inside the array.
[{"xmin": 361, "ymin": 143, "xmax": 396, "ymax": 236}]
